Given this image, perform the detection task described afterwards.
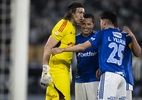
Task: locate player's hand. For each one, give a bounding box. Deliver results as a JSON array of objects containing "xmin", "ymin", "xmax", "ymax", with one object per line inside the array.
[
  {"xmin": 123, "ymin": 26, "xmax": 135, "ymax": 39},
  {"xmin": 51, "ymin": 48, "xmax": 64, "ymax": 55},
  {"xmin": 96, "ymin": 68, "xmax": 101, "ymax": 79},
  {"xmin": 40, "ymin": 65, "xmax": 52, "ymax": 86}
]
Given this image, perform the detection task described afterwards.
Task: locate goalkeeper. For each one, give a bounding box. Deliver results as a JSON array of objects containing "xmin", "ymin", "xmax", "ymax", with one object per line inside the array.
[{"xmin": 40, "ymin": 1, "xmax": 85, "ymax": 100}]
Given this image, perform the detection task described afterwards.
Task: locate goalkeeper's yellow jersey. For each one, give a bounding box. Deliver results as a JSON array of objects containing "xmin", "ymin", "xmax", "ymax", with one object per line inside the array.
[{"xmin": 49, "ymin": 19, "xmax": 76, "ymax": 73}]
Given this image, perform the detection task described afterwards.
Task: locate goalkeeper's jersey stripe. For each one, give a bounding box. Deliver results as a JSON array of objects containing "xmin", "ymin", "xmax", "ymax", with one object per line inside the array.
[{"xmin": 58, "ymin": 21, "xmax": 67, "ymax": 32}]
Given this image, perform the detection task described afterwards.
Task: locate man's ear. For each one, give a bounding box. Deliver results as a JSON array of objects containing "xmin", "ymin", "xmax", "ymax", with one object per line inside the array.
[{"xmin": 103, "ymin": 19, "xmax": 107, "ymax": 26}]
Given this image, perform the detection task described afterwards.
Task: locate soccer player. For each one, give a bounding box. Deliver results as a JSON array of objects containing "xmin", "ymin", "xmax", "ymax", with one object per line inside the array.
[
  {"xmin": 122, "ymin": 26, "xmax": 141, "ymax": 100},
  {"xmin": 52, "ymin": 10, "xmax": 128, "ymax": 100},
  {"xmin": 40, "ymin": 1, "xmax": 85, "ymax": 100},
  {"xmin": 74, "ymin": 13, "xmax": 99, "ymax": 100},
  {"xmin": 96, "ymin": 26, "xmax": 142, "ymax": 100}
]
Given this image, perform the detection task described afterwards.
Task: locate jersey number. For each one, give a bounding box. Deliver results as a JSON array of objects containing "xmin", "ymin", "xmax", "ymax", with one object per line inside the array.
[{"xmin": 107, "ymin": 42, "xmax": 125, "ymax": 66}]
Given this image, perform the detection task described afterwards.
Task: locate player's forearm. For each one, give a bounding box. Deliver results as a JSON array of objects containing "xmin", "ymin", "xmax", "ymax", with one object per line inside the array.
[
  {"xmin": 43, "ymin": 46, "xmax": 52, "ymax": 65},
  {"xmin": 132, "ymin": 37, "xmax": 141, "ymax": 57},
  {"xmin": 43, "ymin": 54, "xmax": 50, "ymax": 65},
  {"xmin": 62, "ymin": 44, "xmax": 86, "ymax": 52},
  {"xmin": 63, "ymin": 41, "xmax": 92, "ymax": 52}
]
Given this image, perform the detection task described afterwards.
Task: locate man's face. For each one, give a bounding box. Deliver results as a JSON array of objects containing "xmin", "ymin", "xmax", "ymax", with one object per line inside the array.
[
  {"xmin": 100, "ymin": 19, "xmax": 105, "ymax": 29},
  {"xmin": 72, "ymin": 8, "xmax": 85, "ymax": 25},
  {"xmin": 80, "ymin": 18, "xmax": 94, "ymax": 37}
]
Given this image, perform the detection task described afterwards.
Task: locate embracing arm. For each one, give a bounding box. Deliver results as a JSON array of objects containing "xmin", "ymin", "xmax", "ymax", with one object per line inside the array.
[
  {"xmin": 123, "ymin": 26, "xmax": 141, "ymax": 57},
  {"xmin": 131, "ymin": 37, "xmax": 141, "ymax": 57},
  {"xmin": 52, "ymin": 41, "xmax": 92, "ymax": 54},
  {"xmin": 63, "ymin": 41, "xmax": 91, "ymax": 52}
]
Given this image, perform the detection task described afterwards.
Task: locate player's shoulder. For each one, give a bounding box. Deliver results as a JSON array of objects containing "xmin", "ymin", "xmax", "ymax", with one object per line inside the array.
[
  {"xmin": 56, "ymin": 19, "xmax": 73, "ymax": 27},
  {"xmin": 54, "ymin": 19, "xmax": 71, "ymax": 32},
  {"xmin": 57, "ymin": 19, "xmax": 68, "ymax": 25},
  {"xmin": 95, "ymin": 29, "xmax": 104, "ymax": 36},
  {"xmin": 89, "ymin": 31, "xmax": 97, "ymax": 37}
]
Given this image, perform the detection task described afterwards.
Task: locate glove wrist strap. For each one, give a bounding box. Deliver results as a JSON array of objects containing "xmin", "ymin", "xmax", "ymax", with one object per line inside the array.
[{"xmin": 43, "ymin": 65, "xmax": 50, "ymax": 71}]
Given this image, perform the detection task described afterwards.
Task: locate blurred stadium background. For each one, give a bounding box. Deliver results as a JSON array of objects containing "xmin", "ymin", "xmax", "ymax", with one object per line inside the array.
[{"xmin": 0, "ymin": 0, "xmax": 142, "ymax": 100}]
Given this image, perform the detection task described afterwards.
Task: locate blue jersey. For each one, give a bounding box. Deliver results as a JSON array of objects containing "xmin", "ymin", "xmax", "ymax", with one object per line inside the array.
[
  {"xmin": 75, "ymin": 31, "xmax": 99, "ymax": 83},
  {"xmin": 123, "ymin": 36, "xmax": 134, "ymax": 86},
  {"xmin": 89, "ymin": 28, "xmax": 127, "ymax": 77}
]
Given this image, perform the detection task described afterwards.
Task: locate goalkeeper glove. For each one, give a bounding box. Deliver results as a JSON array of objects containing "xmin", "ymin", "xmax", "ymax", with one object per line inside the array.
[{"xmin": 40, "ymin": 65, "xmax": 52, "ymax": 86}]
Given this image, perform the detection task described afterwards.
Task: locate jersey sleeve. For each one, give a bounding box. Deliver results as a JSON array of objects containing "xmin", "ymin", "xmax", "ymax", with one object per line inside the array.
[
  {"xmin": 126, "ymin": 36, "xmax": 132, "ymax": 49},
  {"xmin": 88, "ymin": 30, "xmax": 103, "ymax": 47},
  {"xmin": 51, "ymin": 20, "xmax": 67, "ymax": 42}
]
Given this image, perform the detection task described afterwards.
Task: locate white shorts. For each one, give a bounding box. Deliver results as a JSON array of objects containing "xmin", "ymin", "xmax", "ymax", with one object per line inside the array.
[
  {"xmin": 98, "ymin": 72, "xmax": 126, "ymax": 100},
  {"xmin": 75, "ymin": 81, "xmax": 99, "ymax": 100},
  {"xmin": 126, "ymin": 83, "xmax": 133, "ymax": 100}
]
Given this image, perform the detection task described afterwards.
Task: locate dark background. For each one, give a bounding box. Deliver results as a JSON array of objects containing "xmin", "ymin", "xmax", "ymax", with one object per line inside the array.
[
  {"xmin": 28, "ymin": 0, "xmax": 142, "ymax": 99},
  {"xmin": 0, "ymin": 0, "xmax": 142, "ymax": 100}
]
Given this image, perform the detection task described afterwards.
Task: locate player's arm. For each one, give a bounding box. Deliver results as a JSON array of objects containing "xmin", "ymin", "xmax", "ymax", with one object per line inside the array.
[
  {"xmin": 43, "ymin": 35, "xmax": 58, "ymax": 64},
  {"xmin": 41, "ymin": 35, "xmax": 58, "ymax": 86},
  {"xmin": 52, "ymin": 30, "xmax": 102, "ymax": 54},
  {"xmin": 52, "ymin": 41, "xmax": 92, "ymax": 54},
  {"xmin": 123, "ymin": 26, "xmax": 141, "ymax": 57}
]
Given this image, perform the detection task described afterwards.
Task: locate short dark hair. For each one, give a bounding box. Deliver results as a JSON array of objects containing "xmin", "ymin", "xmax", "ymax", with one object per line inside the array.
[
  {"xmin": 63, "ymin": 1, "xmax": 84, "ymax": 20},
  {"xmin": 100, "ymin": 10, "xmax": 117, "ymax": 25},
  {"xmin": 84, "ymin": 13, "xmax": 95, "ymax": 24},
  {"xmin": 67, "ymin": 2, "xmax": 84, "ymax": 11}
]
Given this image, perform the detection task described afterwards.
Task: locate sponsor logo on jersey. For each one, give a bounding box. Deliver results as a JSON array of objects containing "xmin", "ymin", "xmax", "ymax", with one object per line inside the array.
[
  {"xmin": 77, "ymin": 51, "xmax": 97, "ymax": 57},
  {"xmin": 46, "ymin": 93, "xmax": 57, "ymax": 98},
  {"xmin": 113, "ymin": 32, "xmax": 122, "ymax": 38}
]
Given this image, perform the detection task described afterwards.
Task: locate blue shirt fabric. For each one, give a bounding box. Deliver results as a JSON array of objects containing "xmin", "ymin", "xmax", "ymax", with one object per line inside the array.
[
  {"xmin": 75, "ymin": 31, "xmax": 99, "ymax": 83},
  {"xmin": 89, "ymin": 28, "xmax": 127, "ymax": 77}
]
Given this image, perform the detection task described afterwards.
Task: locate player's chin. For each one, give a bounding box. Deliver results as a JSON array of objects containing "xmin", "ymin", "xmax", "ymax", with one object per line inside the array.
[
  {"xmin": 76, "ymin": 20, "xmax": 83, "ymax": 25},
  {"xmin": 76, "ymin": 22, "xmax": 81, "ymax": 26}
]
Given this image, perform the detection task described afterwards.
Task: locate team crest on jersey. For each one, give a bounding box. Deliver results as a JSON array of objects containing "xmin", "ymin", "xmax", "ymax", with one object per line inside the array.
[
  {"xmin": 54, "ymin": 31, "xmax": 59, "ymax": 35},
  {"xmin": 90, "ymin": 37, "xmax": 95, "ymax": 41},
  {"xmin": 113, "ymin": 32, "xmax": 122, "ymax": 38}
]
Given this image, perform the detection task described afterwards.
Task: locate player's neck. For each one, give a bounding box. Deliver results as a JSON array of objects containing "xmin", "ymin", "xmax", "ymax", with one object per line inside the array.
[
  {"xmin": 70, "ymin": 19, "xmax": 76, "ymax": 26},
  {"xmin": 82, "ymin": 33, "xmax": 91, "ymax": 37},
  {"xmin": 104, "ymin": 25, "xmax": 115, "ymax": 29}
]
